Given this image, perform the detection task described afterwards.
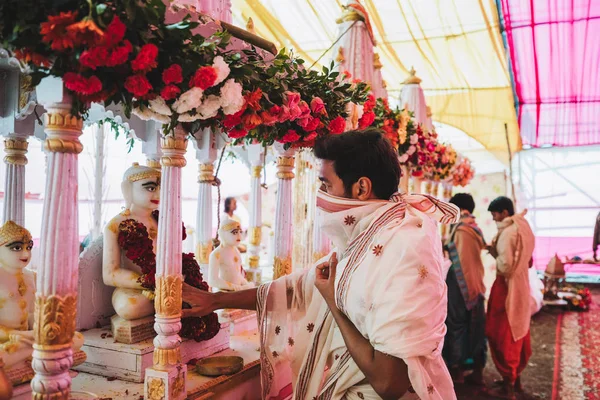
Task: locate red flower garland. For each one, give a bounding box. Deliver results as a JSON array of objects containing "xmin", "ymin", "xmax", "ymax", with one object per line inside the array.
[{"xmin": 117, "ymin": 212, "xmax": 220, "ymax": 342}]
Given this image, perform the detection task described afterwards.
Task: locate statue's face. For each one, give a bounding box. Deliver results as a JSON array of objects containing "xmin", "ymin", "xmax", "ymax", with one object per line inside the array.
[
  {"xmin": 221, "ymin": 227, "xmax": 242, "ymax": 247},
  {"xmin": 0, "ymin": 239, "xmax": 33, "ymax": 272},
  {"xmin": 131, "ymin": 178, "xmax": 160, "ymax": 211}
]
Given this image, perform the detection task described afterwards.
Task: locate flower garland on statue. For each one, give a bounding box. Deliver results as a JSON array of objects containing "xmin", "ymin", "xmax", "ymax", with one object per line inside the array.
[
  {"xmin": 116, "ymin": 210, "xmax": 220, "ymax": 342},
  {"xmin": 451, "ymin": 157, "xmax": 475, "ymax": 187}
]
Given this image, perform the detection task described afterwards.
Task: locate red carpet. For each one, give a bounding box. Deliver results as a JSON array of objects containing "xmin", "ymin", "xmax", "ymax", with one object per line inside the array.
[{"xmin": 553, "ymin": 291, "xmax": 600, "ymax": 399}]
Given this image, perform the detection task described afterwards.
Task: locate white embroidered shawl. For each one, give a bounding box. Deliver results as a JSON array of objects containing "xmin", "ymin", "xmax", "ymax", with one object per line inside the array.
[{"xmin": 257, "ymin": 192, "xmax": 459, "ymax": 400}]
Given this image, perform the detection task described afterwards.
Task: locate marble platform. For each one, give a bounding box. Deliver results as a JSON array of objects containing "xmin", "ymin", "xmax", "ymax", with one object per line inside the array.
[
  {"xmin": 13, "ymin": 334, "xmax": 263, "ymax": 400},
  {"xmin": 219, "ymin": 309, "xmax": 258, "ymax": 336},
  {"xmin": 74, "ymin": 323, "xmax": 230, "ymax": 383}
]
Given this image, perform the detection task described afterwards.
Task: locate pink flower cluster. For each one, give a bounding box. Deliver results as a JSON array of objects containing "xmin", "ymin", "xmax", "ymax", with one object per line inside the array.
[
  {"xmin": 398, "ymin": 125, "xmax": 438, "ymax": 177},
  {"xmin": 451, "ymin": 158, "xmax": 475, "ymax": 187}
]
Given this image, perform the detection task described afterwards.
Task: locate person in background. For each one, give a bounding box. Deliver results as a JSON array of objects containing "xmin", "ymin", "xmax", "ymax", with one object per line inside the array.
[
  {"xmin": 486, "ymin": 196, "xmax": 535, "ymax": 400},
  {"xmin": 443, "ymin": 193, "xmax": 487, "ymax": 386},
  {"xmin": 223, "ymin": 197, "xmax": 241, "ymax": 224}
]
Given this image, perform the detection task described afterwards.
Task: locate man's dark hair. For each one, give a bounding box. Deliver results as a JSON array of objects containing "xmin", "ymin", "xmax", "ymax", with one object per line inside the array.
[
  {"xmin": 450, "ymin": 193, "xmax": 475, "ymax": 214},
  {"xmin": 314, "ymin": 128, "xmax": 401, "ymax": 200},
  {"xmin": 224, "ymin": 197, "xmax": 235, "ymax": 213},
  {"xmin": 488, "ymin": 196, "xmax": 515, "ymax": 216}
]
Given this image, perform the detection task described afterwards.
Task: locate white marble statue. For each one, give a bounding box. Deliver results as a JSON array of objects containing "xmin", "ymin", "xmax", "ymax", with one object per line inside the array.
[
  {"xmin": 103, "ymin": 163, "xmax": 161, "ymax": 321},
  {"xmin": 208, "ymin": 219, "xmax": 254, "ymax": 292},
  {"xmin": 0, "ymin": 221, "xmax": 83, "ymax": 373}
]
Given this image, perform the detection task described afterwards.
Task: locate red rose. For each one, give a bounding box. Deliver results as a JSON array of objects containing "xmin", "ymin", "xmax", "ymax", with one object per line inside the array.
[
  {"xmin": 278, "ymin": 129, "xmax": 301, "ymax": 144},
  {"xmin": 228, "ymin": 128, "xmax": 248, "ymax": 139},
  {"xmin": 124, "ymin": 74, "xmax": 152, "ymax": 98},
  {"xmin": 189, "ymin": 66, "xmax": 218, "ymax": 89},
  {"xmin": 358, "ymin": 111, "xmax": 375, "ymax": 129},
  {"xmin": 269, "ymin": 105, "xmax": 281, "ymax": 115},
  {"xmin": 310, "ymin": 97, "xmax": 325, "ymax": 114},
  {"xmin": 132, "ymin": 44, "xmax": 158, "ymax": 72},
  {"xmin": 160, "ymin": 85, "xmax": 181, "ymax": 101},
  {"xmin": 162, "ymin": 64, "xmax": 183, "ymax": 85},
  {"xmin": 104, "ymin": 16, "xmax": 126, "ymax": 47},
  {"xmin": 293, "ymin": 131, "xmax": 318, "ymax": 149},
  {"xmin": 106, "ymin": 40, "xmax": 132, "ymax": 67},
  {"xmin": 63, "ymin": 72, "xmax": 102, "ymax": 95},
  {"xmin": 328, "ymin": 116, "xmax": 346, "ymax": 134}
]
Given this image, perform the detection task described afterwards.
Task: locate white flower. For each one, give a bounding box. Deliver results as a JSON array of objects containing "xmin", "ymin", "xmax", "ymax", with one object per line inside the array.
[
  {"xmin": 212, "ymin": 56, "xmax": 230, "ymax": 86},
  {"xmin": 407, "ymin": 145, "xmax": 416, "ymax": 155},
  {"xmin": 410, "ymin": 134, "xmax": 419, "ymax": 145},
  {"xmin": 196, "ymin": 95, "xmax": 221, "ymax": 120},
  {"xmin": 356, "ymin": 104, "xmax": 364, "ymax": 120},
  {"xmin": 172, "ymin": 87, "xmax": 204, "ymax": 114},
  {"xmin": 399, "ymin": 154, "xmax": 409, "ymax": 163},
  {"xmin": 133, "ymin": 107, "xmax": 171, "ymax": 124},
  {"xmin": 220, "ymin": 79, "xmax": 244, "ymax": 115},
  {"xmin": 149, "ymin": 97, "xmax": 172, "ymax": 116},
  {"xmin": 177, "ymin": 112, "xmax": 202, "ymax": 122}
]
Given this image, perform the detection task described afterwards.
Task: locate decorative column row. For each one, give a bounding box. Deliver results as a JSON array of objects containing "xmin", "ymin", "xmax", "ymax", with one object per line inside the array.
[
  {"xmin": 2, "ymin": 135, "xmax": 28, "ymax": 226},
  {"xmin": 144, "ymin": 127, "xmax": 188, "ymax": 400},
  {"xmin": 272, "ymin": 144, "xmax": 295, "ymax": 280},
  {"xmin": 246, "ymin": 144, "xmax": 264, "ymax": 283},
  {"xmin": 32, "ymin": 91, "xmax": 83, "ymax": 400}
]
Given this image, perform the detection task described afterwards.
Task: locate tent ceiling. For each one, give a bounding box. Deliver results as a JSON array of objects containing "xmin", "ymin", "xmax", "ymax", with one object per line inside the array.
[{"xmin": 232, "ymin": 0, "xmax": 521, "ymax": 163}]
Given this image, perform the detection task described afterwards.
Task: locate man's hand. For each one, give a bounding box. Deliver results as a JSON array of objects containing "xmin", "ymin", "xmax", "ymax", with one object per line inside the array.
[
  {"xmin": 487, "ymin": 245, "xmax": 498, "ymax": 258},
  {"xmin": 314, "ymin": 252, "xmax": 338, "ymax": 307},
  {"xmin": 182, "ymin": 283, "xmax": 217, "ymax": 318}
]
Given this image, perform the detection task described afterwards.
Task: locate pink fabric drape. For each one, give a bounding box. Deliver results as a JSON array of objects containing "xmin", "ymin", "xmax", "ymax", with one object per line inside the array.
[{"xmin": 500, "ymin": 0, "xmax": 600, "ymax": 147}]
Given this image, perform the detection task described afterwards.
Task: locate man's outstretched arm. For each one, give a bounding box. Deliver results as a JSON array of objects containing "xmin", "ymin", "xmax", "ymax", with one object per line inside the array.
[{"xmin": 182, "ymin": 284, "xmax": 258, "ymax": 317}]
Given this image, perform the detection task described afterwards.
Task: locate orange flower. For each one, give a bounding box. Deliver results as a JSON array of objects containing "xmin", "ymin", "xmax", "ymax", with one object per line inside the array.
[
  {"xmin": 40, "ymin": 11, "xmax": 79, "ymax": 51},
  {"xmin": 14, "ymin": 49, "xmax": 51, "ymax": 68},
  {"xmin": 67, "ymin": 18, "xmax": 104, "ymax": 47}
]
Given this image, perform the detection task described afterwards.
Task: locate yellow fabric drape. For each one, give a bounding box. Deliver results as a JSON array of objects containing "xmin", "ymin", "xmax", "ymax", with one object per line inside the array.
[{"xmin": 232, "ymin": 0, "xmax": 521, "ymax": 163}]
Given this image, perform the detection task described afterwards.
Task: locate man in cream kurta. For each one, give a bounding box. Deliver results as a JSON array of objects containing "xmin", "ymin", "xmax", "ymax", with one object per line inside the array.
[
  {"xmin": 487, "ymin": 197, "xmax": 535, "ymax": 400},
  {"xmin": 183, "ymin": 129, "xmax": 459, "ymax": 399}
]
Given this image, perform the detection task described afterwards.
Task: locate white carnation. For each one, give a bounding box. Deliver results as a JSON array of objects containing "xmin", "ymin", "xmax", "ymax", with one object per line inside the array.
[
  {"xmin": 149, "ymin": 97, "xmax": 172, "ymax": 116},
  {"xmin": 196, "ymin": 95, "xmax": 221, "ymax": 120},
  {"xmin": 172, "ymin": 87, "xmax": 204, "ymax": 114},
  {"xmin": 212, "ymin": 56, "xmax": 230, "ymax": 86},
  {"xmin": 177, "ymin": 112, "xmax": 202, "ymax": 122},
  {"xmin": 133, "ymin": 107, "xmax": 171, "ymax": 124},
  {"xmin": 220, "ymin": 79, "xmax": 244, "ymax": 115}
]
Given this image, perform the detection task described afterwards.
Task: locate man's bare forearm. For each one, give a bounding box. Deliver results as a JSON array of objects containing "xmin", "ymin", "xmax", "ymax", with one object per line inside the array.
[
  {"xmin": 213, "ymin": 288, "xmax": 258, "ymax": 311},
  {"xmin": 329, "ymin": 306, "xmax": 410, "ymax": 399}
]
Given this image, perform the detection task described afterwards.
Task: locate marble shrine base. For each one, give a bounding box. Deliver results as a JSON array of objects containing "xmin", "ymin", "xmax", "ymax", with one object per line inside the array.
[
  {"xmin": 219, "ymin": 309, "xmax": 258, "ymax": 336},
  {"xmin": 111, "ymin": 314, "xmax": 156, "ymax": 344},
  {"xmin": 74, "ymin": 323, "xmax": 230, "ymax": 383}
]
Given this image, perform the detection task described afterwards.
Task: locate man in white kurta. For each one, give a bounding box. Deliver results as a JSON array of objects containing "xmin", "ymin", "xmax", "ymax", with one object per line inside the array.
[{"xmin": 183, "ymin": 129, "xmax": 459, "ymax": 399}]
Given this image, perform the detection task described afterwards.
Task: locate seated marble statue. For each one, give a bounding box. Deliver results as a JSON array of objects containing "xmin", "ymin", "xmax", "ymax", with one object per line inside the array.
[
  {"xmin": 208, "ymin": 219, "xmax": 255, "ymax": 292},
  {"xmin": 0, "ymin": 221, "xmax": 83, "ymax": 372},
  {"xmin": 103, "ymin": 163, "xmax": 161, "ymax": 321}
]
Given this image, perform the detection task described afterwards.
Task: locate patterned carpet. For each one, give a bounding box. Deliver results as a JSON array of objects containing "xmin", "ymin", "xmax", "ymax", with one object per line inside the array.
[{"xmin": 554, "ymin": 291, "xmax": 600, "ymax": 400}]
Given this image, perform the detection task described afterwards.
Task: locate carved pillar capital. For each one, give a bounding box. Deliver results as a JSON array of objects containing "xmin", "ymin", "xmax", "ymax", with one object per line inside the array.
[{"xmin": 3, "ymin": 137, "xmax": 29, "ymax": 165}]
